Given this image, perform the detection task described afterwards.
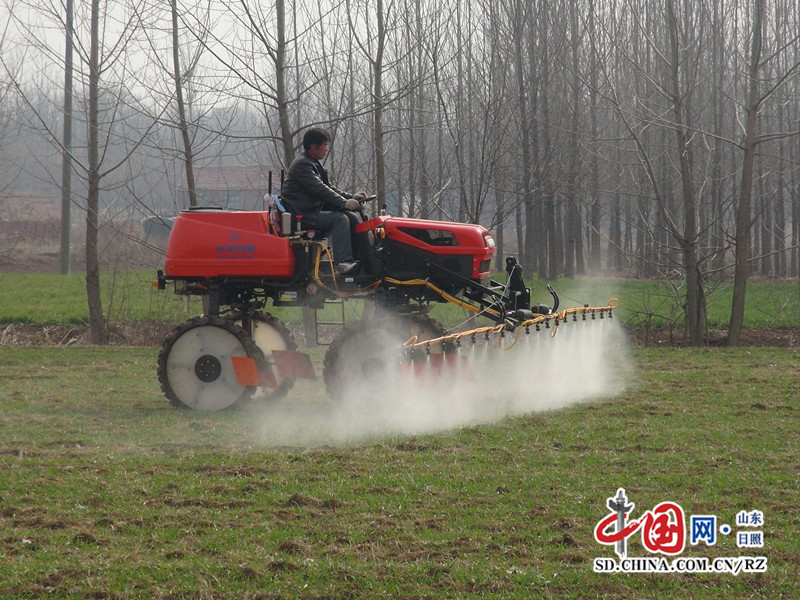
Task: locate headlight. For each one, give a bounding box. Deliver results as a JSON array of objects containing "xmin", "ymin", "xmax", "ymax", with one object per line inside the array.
[{"xmin": 483, "ymin": 234, "xmax": 496, "ymax": 249}]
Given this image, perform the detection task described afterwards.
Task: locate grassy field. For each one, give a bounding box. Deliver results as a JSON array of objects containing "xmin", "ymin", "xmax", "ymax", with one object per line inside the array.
[
  {"xmin": 0, "ymin": 344, "xmax": 798, "ymax": 599},
  {"xmin": 0, "ymin": 270, "xmax": 797, "ymax": 330}
]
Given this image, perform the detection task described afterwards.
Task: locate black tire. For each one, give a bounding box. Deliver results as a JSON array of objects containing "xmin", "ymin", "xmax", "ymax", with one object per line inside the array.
[
  {"xmin": 322, "ymin": 314, "xmax": 445, "ymax": 402},
  {"xmin": 157, "ymin": 315, "xmax": 266, "ymax": 411}
]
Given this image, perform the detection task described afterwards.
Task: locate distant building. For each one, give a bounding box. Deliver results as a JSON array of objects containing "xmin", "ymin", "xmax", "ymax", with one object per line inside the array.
[
  {"xmin": 0, "ymin": 192, "xmax": 60, "ymax": 221},
  {"xmin": 180, "ymin": 165, "xmax": 277, "ymax": 210}
]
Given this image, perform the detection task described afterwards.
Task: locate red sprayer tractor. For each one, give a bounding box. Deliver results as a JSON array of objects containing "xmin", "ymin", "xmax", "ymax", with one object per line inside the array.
[{"xmin": 155, "ymin": 195, "xmax": 618, "ymax": 411}]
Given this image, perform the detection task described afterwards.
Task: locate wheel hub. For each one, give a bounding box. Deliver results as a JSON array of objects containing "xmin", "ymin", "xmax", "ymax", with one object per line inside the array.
[{"xmin": 194, "ymin": 354, "xmax": 222, "ymax": 382}]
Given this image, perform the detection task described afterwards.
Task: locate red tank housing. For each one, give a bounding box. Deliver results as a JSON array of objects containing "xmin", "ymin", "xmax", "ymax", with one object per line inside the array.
[{"xmin": 165, "ymin": 209, "xmax": 295, "ymax": 279}]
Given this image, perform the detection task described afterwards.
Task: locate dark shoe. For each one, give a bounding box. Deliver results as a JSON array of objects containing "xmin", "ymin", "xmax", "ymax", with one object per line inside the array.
[{"xmin": 335, "ymin": 260, "xmax": 359, "ymax": 275}]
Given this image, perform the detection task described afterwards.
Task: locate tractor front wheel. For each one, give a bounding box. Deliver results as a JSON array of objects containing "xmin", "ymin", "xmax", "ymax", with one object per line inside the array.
[{"xmin": 322, "ymin": 314, "xmax": 445, "ymax": 402}]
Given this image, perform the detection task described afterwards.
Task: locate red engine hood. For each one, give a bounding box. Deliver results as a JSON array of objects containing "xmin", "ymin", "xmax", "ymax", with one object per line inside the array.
[{"xmin": 357, "ymin": 215, "xmax": 495, "ymax": 278}]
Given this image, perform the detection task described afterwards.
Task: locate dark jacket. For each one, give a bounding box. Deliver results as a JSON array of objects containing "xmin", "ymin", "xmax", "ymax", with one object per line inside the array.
[{"xmin": 280, "ymin": 152, "xmax": 352, "ymax": 217}]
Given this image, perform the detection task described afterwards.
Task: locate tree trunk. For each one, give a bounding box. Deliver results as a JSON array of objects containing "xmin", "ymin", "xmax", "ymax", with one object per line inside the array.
[
  {"xmin": 728, "ymin": 0, "xmax": 764, "ymax": 346},
  {"xmin": 494, "ymin": 186, "xmax": 505, "ymax": 271},
  {"xmin": 588, "ymin": 0, "xmax": 601, "ymax": 271},
  {"xmin": 275, "ymin": 0, "xmax": 293, "ymax": 165},
  {"xmin": 774, "ymin": 176, "xmax": 785, "ymax": 278},
  {"xmin": 60, "ymin": 0, "xmax": 73, "ymax": 275},
  {"xmin": 711, "ymin": 0, "xmax": 725, "ymax": 272},
  {"xmin": 86, "ymin": 0, "xmax": 107, "ymax": 345},
  {"xmin": 511, "ymin": 0, "xmax": 534, "ymax": 271},
  {"xmin": 171, "ymin": 0, "xmax": 196, "ymax": 207},
  {"xmin": 373, "ymin": 0, "xmax": 386, "ymax": 205},
  {"xmin": 564, "ymin": 0, "xmax": 580, "ymax": 278},
  {"xmin": 792, "ymin": 141, "xmax": 799, "ymax": 278},
  {"xmin": 414, "ymin": 0, "xmax": 429, "ymax": 220},
  {"xmin": 667, "ymin": 0, "xmax": 705, "ymax": 346},
  {"xmin": 608, "ymin": 193, "xmax": 621, "ymax": 269},
  {"xmin": 759, "ymin": 167, "xmax": 771, "ymax": 277}
]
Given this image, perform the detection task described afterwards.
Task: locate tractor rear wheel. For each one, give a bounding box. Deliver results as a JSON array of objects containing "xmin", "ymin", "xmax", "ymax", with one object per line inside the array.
[
  {"xmin": 240, "ymin": 312, "xmax": 297, "ymax": 402},
  {"xmin": 322, "ymin": 314, "xmax": 445, "ymax": 402},
  {"xmin": 158, "ymin": 315, "xmax": 265, "ymax": 411}
]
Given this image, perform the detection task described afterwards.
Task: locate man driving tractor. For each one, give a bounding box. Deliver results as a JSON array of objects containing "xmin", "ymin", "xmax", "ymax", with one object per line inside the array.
[{"xmin": 280, "ymin": 127, "xmax": 367, "ymax": 275}]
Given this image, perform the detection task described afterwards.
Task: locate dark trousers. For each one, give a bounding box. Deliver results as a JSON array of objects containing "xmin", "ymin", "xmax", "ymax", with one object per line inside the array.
[{"xmin": 304, "ymin": 210, "xmax": 362, "ymax": 262}]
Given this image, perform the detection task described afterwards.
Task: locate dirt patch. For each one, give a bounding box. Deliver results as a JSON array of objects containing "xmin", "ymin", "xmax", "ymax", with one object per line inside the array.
[
  {"xmin": 0, "ymin": 221, "xmax": 164, "ymax": 274},
  {"xmin": 626, "ymin": 326, "xmax": 799, "ymax": 347},
  {"xmin": 0, "ymin": 321, "xmax": 797, "ymax": 348},
  {"xmin": 0, "ymin": 322, "xmax": 175, "ymax": 347}
]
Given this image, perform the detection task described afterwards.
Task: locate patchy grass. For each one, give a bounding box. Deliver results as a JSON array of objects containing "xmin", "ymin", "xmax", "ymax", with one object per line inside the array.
[
  {"xmin": 0, "ymin": 271, "xmax": 202, "ymax": 325},
  {"xmin": 0, "ymin": 346, "xmax": 798, "ymax": 598}
]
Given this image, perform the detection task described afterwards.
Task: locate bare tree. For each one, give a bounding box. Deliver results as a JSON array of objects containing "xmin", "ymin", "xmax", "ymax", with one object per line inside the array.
[
  {"xmin": 563, "ymin": 0, "xmax": 582, "ymax": 278},
  {"xmin": 59, "ymin": 0, "xmax": 73, "ymax": 273},
  {"xmin": 7, "ymin": 0, "xmax": 161, "ymax": 343},
  {"xmin": 728, "ymin": 0, "xmax": 800, "ymax": 345},
  {"xmin": 345, "ymin": 0, "xmax": 396, "ymax": 205},
  {"xmin": 179, "ymin": 0, "xmax": 298, "ymax": 168},
  {"xmin": 170, "ymin": 0, "xmax": 196, "ymax": 206},
  {"xmin": 0, "ymin": 7, "xmax": 21, "ymax": 196},
  {"xmin": 665, "ymin": 0, "xmax": 706, "ymax": 345},
  {"xmin": 727, "ymin": 0, "xmax": 764, "ymax": 346},
  {"xmin": 128, "ymin": 0, "xmax": 232, "ymax": 218},
  {"xmin": 0, "ymin": 52, "xmax": 22, "ymax": 263},
  {"xmin": 585, "ymin": 0, "xmax": 710, "ymax": 343},
  {"xmin": 83, "ymin": 0, "xmax": 162, "ymax": 343},
  {"xmin": 506, "ymin": 0, "xmax": 536, "ymax": 271}
]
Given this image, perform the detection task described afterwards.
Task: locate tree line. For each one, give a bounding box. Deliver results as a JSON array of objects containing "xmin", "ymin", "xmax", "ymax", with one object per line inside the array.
[{"xmin": 1, "ymin": 0, "xmax": 798, "ymax": 345}]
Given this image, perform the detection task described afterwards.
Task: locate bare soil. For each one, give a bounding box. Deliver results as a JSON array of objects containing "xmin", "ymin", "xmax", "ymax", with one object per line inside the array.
[
  {"xmin": 0, "ymin": 322, "xmax": 177, "ymax": 347},
  {"xmin": 626, "ymin": 326, "xmax": 799, "ymax": 347},
  {"xmin": 0, "ymin": 321, "xmax": 796, "ymax": 348},
  {"xmin": 0, "ymin": 223, "xmax": 164, "ymax": 274}
]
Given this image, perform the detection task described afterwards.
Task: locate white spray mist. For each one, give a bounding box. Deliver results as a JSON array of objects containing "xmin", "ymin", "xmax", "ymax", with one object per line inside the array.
[{"xmin": 254, "ymin": 314, "xmax": 632, "ymax": 447}]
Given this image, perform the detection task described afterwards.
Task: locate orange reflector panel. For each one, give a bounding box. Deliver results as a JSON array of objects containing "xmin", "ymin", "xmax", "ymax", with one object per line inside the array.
[
  {"xmin": 272, "ymin": 350, "xmax": 317, "ymax": 380},
  {"xmin": 231, "ymin": 356, "xmax": 260, "ymax": 386},
  {"xmin": 258, "ymin": 367, "xmax": 278, "ymax": 390}
]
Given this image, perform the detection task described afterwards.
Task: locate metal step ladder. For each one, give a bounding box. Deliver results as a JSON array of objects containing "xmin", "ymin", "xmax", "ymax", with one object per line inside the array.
[{"xmin": 313, "ymin": 298, "xmax": 347, "ymax": 346}]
